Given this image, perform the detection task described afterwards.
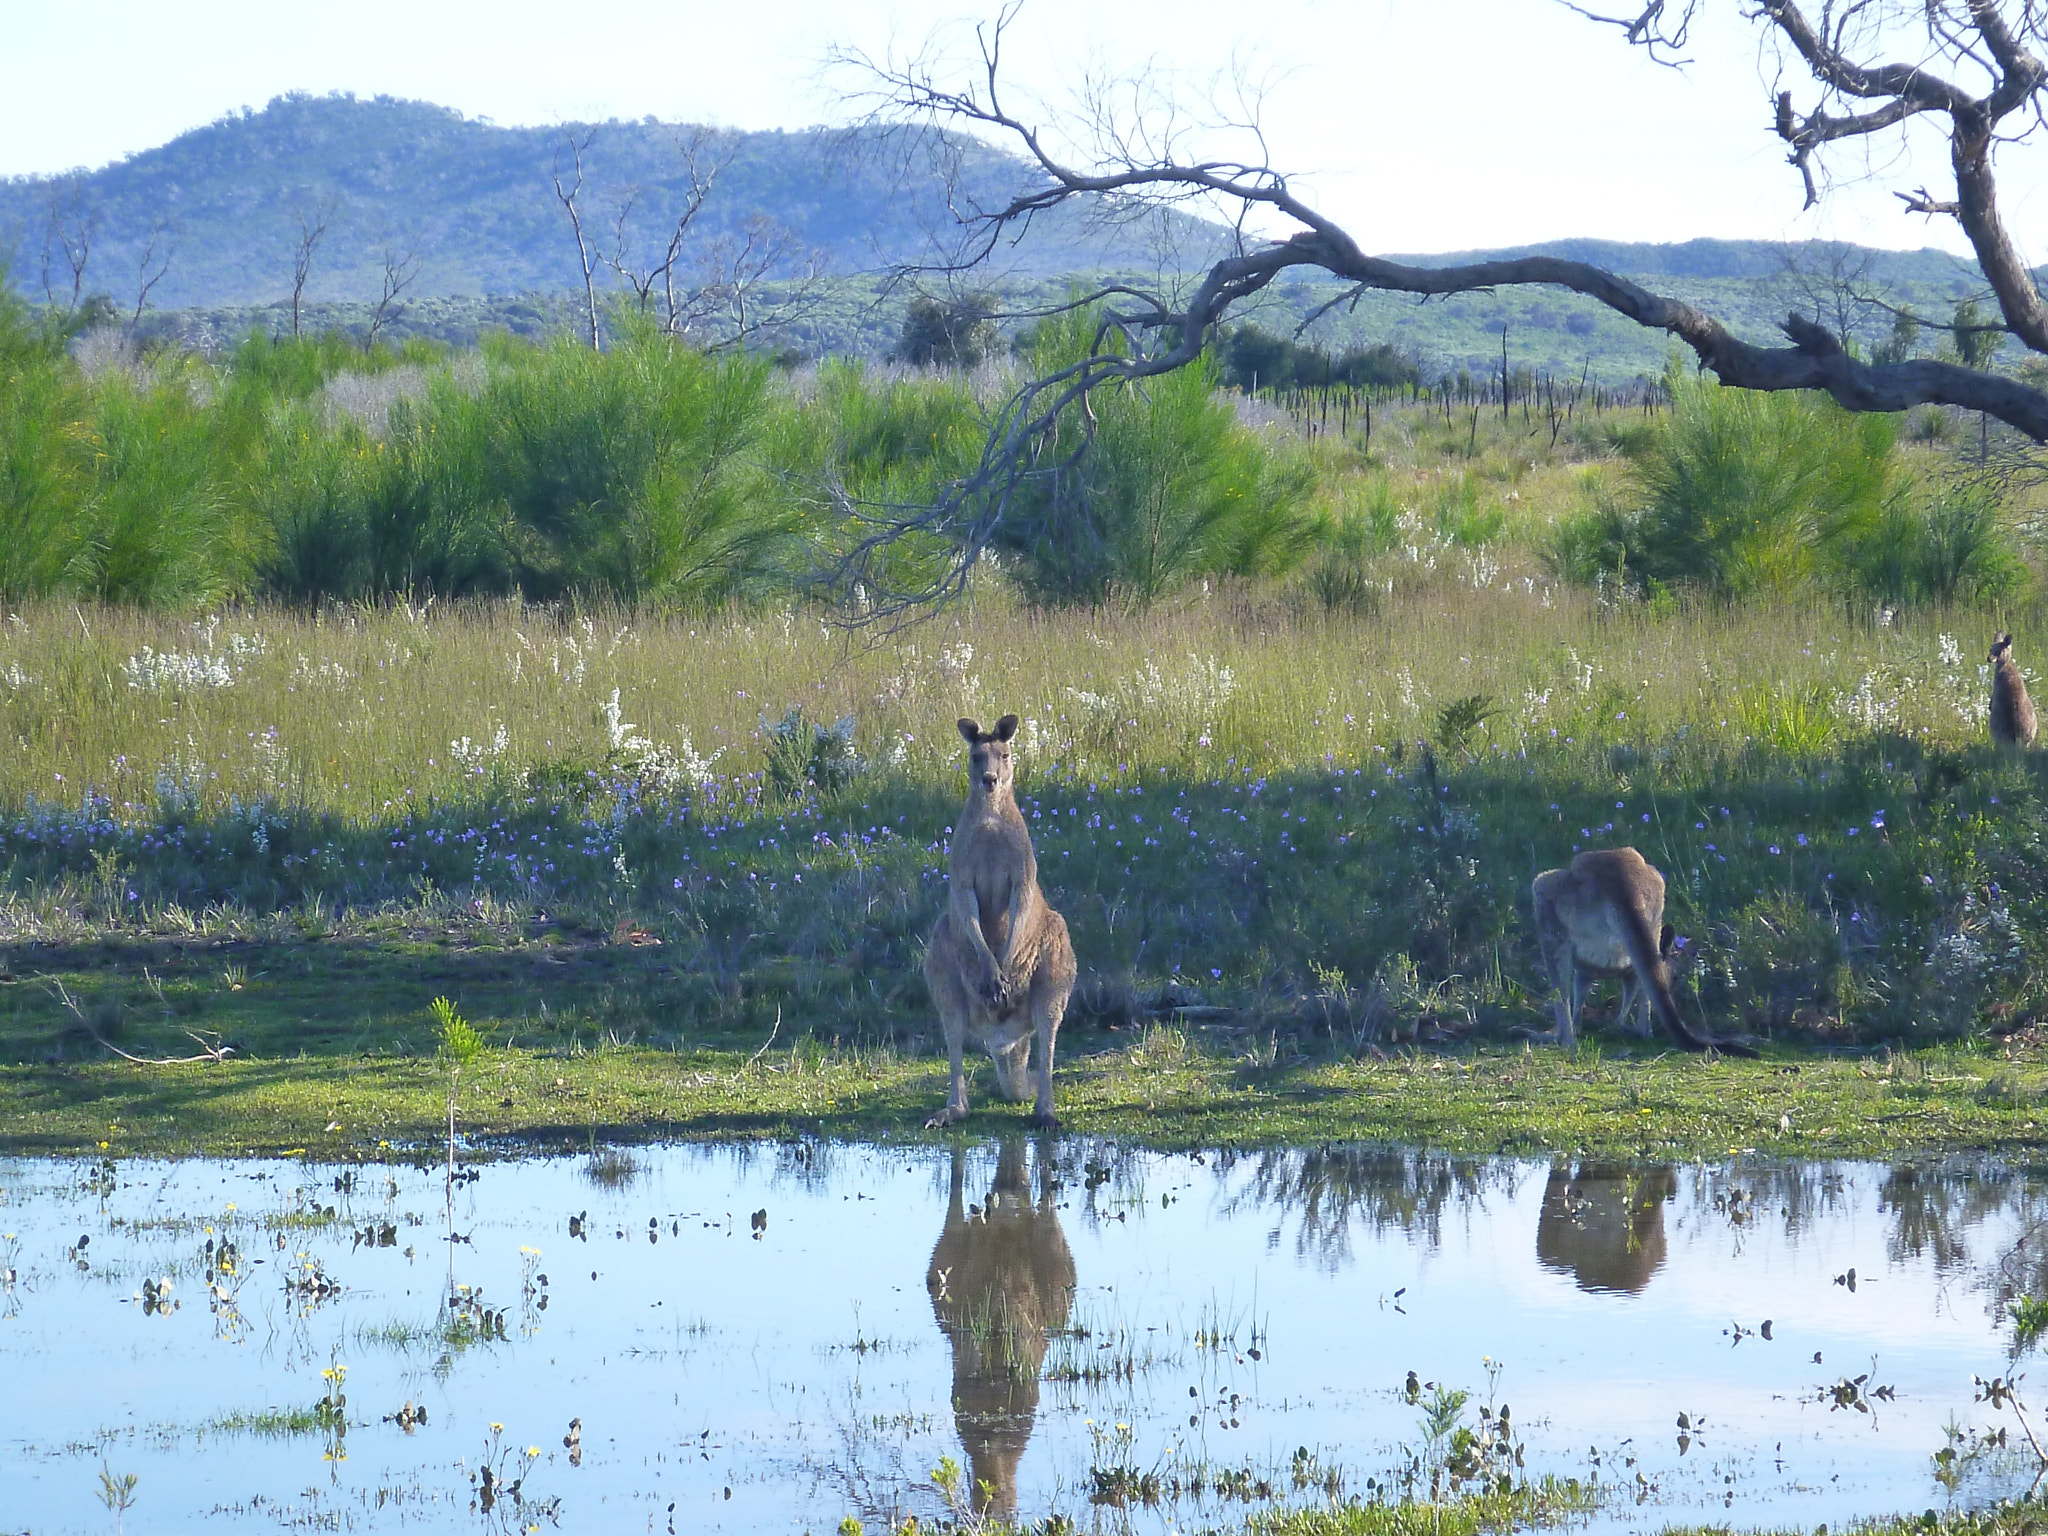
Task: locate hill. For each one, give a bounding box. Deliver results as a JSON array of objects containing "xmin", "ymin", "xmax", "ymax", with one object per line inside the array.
[
  {"xmin": 0, "ymin": 93, "xmax": 2005, "ymax": 377},
  {"xmin": 0, "ymin": 93, "xmax": 1192, "ymax": 311}
]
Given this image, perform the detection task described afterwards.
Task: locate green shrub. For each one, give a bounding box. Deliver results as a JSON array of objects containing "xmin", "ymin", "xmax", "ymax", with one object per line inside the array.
[
  {"xmin": 1306, "ymin": 477, "xmax": 1402, "ymax": 613},
  {"xmin": 1552, "ymin": 376, "xmax": 2026, "ymax": 609},
  {"xmin": 1838, "ymin": 479, "xmax": 2027, "ymax": 608},
  {"xmin": 473, "ymin": 327, "xmax": 792, "ymax": 605},
  {"xmin": 1730, "ymin": 893, "xmax": 1845, "ymax": 1032},
  {"xmin": 996, "ymin": 307, "xmax": 1318, "ymax": 608},
  {"xmin": 0, "ymin": 295, "xmax": 79, "ymax": 601},
  {"xmin": 764, "ymin": 708, "xmax": 863, "ymax": 800},
  {"xmin": 897, "ymin": 294, "xmax": 1000, "ymax": 369},
  {"xmin": 74, "ymin": 377, "xmax": 231, "ymax": 606}
]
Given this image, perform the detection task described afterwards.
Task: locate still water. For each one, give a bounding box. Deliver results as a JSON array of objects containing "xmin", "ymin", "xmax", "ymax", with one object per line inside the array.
[{"xmin": 2, "ymin": 1141, "xmax": 2045, "ymax": 1533}]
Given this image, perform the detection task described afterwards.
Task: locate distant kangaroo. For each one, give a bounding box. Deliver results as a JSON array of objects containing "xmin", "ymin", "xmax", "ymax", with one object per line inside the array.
[
  {"xmin": 1531, "ymin": 847, "xmax": 1757, "ymax": 1057},
  {"xmin": 1990, "ymin": 633, "xmax": 2038, "ymax": 748},
  {"xmin": 924, "ymin": 715, "xmax": 1077, "ymax": 1129}
]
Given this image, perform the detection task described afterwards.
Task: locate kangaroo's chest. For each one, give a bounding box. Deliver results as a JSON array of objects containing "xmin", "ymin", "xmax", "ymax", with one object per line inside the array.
[{"xmin": 955, "ymin": 818, "xmax": 1028, "ymax": 944}]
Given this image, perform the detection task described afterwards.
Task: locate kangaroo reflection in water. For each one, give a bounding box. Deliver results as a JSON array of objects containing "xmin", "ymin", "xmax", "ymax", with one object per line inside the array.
[
  {"xmin": 926, "ymin": 1138, "xmax": 1075, "ymax": 1518},
  {"xmin": 1536, "ymin": 1163, "xmax": 1678, "ymax": 1295}
]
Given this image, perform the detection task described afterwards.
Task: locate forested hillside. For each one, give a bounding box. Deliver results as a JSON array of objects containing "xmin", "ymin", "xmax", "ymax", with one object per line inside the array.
[{"xmin": 0, "ymin": 92, "xmax": 2004, "ymax": 377}]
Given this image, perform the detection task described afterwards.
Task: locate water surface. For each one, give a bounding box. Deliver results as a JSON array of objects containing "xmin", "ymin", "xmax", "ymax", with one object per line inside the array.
[{"xmin": 3, "ymin": 1141, "xmax": 2044, "ymax": 1533}]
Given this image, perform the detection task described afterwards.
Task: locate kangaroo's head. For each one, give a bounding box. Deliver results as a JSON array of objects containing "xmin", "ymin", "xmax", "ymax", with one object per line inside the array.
[
  {"xmin": 958, "ymin": 714, "xmax": 1020, "ymax": 797},
  {"xmin": 1993, "ymin": 632, "xmax": 2016, "ymax": 663}
]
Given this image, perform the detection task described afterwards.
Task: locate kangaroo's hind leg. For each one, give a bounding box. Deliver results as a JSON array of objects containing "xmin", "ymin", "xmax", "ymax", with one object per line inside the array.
[
  {"xmin": 1027, "ymin": 914, "xmax": 1077, "ymax": 1130},
  {"xmin": 924, "ymin": 918, "xmax": 975, "ymax": 1129}
]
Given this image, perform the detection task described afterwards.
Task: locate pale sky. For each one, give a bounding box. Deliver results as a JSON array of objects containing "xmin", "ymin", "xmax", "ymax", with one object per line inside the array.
[{"xmin": 7, "ymin": 0, "xmax": 2037, "ymax": 259}]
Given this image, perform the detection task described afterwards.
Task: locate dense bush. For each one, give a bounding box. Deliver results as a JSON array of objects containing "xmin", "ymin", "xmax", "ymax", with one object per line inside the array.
[
  {"xmin": 993, "ymin": 308, "xmax": 1318, "ymax": 607},
  {"xmin": 1552, "ymin": 375, "xmax": 2027, "ymax": 606},
  {"xmin": 896, "ymin": 293, "xmax": 1001, "ymax": 369}
]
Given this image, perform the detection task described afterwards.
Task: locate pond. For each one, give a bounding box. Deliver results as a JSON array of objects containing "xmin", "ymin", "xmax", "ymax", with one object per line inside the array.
[{"xmin": 3, "ymin": 1140, "xmax": 2046, "ymax": 1534}]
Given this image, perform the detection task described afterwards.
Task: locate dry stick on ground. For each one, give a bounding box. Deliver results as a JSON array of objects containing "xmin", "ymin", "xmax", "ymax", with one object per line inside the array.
[
  {"xmin": 42, "ymin": 975, "xmax": 234, "ymax": 1065},
  {"xmin": 736, "ymin": 1006, "xmax": 783, "ymax": 1081},
  {"xmin": 827, "ymin": 1, "xmax": 2048, "ymax": 617}
]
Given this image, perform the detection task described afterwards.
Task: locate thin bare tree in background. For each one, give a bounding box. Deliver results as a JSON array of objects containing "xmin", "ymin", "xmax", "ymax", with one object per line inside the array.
[
  {"xmin": 552, "ymin": 130, "xmax": 602, "ymax": 350},
  {"xmin": 39, "ymin": 179, "xmax": 98, "ymax": 316},
  {"xmin": 126, "ymin": 216, "xmax": 174, "ymax": 333},
  {"xmin": 822, "ymin": 1, "xmax": 2048, "ymax": 616},
  {"xmin": 287, "ymin": 196, "xmax": 336, "ymax": 339},
  {"xmin": 589, "ymin": 125, "xmax": 831, "ymax": 351},
  {"xmin": 602, "ymin": 127, "xmax": 725, "ymax": 328},
  {"xmin": 366, "ymin": 239, "xmax": 420, "ymax": 350},
  {"xmin": 679, "ymin": 216, "xmax": 830, "ymax": 351}
]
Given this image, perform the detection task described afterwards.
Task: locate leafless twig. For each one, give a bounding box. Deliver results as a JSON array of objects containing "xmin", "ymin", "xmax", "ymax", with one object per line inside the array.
[{"xmin": 44, "ymin": 975, "xmax": 235, "ymax": 1065}]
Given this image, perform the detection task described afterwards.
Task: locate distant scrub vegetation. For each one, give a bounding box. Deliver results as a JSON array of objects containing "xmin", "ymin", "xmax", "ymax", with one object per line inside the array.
[
  {"xmin": 1552, "ymin": 375, "xmax": 2028, "ymax": 609},
  {"xmin": 0, "ymin": 280, "xmax": 2033, "ymax": 618}
]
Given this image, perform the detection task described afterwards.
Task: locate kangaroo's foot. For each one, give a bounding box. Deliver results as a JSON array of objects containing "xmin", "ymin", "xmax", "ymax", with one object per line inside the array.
[
  {"xmin": 1029, "ymin": 1109, "xmax": 1060, "ymax": 1131},
  {"xmin": 1511, "ymin": 1025, "xmax": 1567, "ymax": 1046}
]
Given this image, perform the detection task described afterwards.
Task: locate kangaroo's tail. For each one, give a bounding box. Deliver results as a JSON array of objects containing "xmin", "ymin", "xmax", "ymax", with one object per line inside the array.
[{"xmin": 1606, "ymin": 872, "xmax": 1758, "ymax": 1058}]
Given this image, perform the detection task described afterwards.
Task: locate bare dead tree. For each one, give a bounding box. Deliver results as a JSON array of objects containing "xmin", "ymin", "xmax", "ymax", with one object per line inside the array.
[
  {"xmin": 588, "ymin": 126, "xmax": 827, "ymax": 351},
  {"xmin": 366, "ymin": 239, "xmax": 421, "ymax": 349},
  {"xmin": 288, "ymin": 196, "xmax": 336, "ymax": 339},
  {"xmin": 598, "ymin": 127, "xmax": 729, "ymax": 330},
  {"xmin": 676, "ymin": 216, "xmax": 831, "ymax": 351},
  {"xmin": 128, "ymin": 216, "xmax": 174, "ymax": 333},
  {"xmin": 658, "ymin": 130, "xmax": 729, "ymax": 335},
  {"xmin": 603, "ymin": 186, "xmax": 660, "ymax": 312},
  {"xmin": 823, "ymin": 2, "xmax": 2048, "ymax": 617},
  {"xmin": 552, "ymin": 130, "xmax": 602, "ymax": 350},
  {"xmin": 39, "ymin": 179, "xmax": 98, "ymax": 315}
]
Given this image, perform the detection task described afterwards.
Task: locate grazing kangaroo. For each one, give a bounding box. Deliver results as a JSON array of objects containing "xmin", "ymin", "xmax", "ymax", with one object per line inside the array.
[
  {"xmin": 1991, "ymin": 633, "xmax": 2038, "ymax": 748},
  {"xmin": 924, "ymin": 715, "xmax": 1077, "ymax": 1129},
  {"xmin": 1531, "ymin": 847, "xmax": 1757, "ymax": 1056}
]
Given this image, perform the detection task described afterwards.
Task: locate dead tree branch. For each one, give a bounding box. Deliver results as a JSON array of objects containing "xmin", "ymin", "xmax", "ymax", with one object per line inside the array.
[
  {"xmin": 45, "ymin": 975, "xmax": 234, "ymax": 1065},
  {"xmin": 40, "ymin": 180, "xmax": 97, "ymax": 315}
]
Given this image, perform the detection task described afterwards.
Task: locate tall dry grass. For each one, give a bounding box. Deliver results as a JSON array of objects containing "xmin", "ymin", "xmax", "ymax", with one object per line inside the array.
[{"xmin": 0, "ymin": 585, "xmax": 2006, "ymax": 823}]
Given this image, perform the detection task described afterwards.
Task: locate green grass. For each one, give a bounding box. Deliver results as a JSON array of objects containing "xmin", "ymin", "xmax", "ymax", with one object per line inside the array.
[
  {"xmin": 0, "ymin": 579, "xmax": 2045, "ymax": 1155},
  {"xmin": 197, "ymin": 1406, "xmax": 322, "ymax": 1439}
]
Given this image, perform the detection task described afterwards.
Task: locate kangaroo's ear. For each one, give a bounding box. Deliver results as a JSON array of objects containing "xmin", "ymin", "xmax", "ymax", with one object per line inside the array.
[
  {"xmin": 957, "ymin": 717, "xmax": 982, "ymax": 744},
  {"xmin": 993, "ymin": 713, "xmax": 1020, "ymax": 742},
  {"xmin": 1659, "ymin": 922, "xmax": 1676, "ymax": 956}
]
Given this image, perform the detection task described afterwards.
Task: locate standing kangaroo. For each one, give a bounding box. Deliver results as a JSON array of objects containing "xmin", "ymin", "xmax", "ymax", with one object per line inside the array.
[
  {"xmin": 1532, "ymin": 847, "xmax": 1757, "ymax": 1057},
  {"xmin": 924, "ymin": 715, "xmax": 1077, "ymax": 1129},
  {"xmin": 1991, "ymin": 633, "xmax": 2038, "ymax": 748}
]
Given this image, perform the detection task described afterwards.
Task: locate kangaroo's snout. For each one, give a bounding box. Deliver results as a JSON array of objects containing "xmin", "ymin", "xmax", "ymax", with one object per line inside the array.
[{"xmin": 981, "ymin": 771, "xmax": 999, "ymax": 791}]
